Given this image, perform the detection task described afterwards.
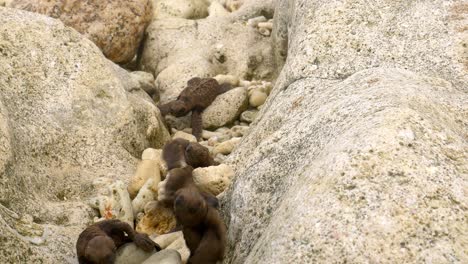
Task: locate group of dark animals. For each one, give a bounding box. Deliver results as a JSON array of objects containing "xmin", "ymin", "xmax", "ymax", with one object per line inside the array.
[{"xmin": 77, "ymin": 77, "xmax": 230, "ymax": 264}]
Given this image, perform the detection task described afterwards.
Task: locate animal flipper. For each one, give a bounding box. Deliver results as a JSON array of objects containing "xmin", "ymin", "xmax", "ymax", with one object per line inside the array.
[{"xmin": 191, "ymin": 110, "xmax": 203, "ymax": 141}]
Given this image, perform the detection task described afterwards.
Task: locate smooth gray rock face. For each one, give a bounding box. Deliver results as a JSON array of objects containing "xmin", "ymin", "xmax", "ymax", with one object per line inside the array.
[
  {"xmin": 222, "ymin": 0, "xmax": 468, "ymax": 263},
  {"xmin": 115, "ymin": 243, "xmax": 157, "ymax": 264},
  {"xmin": 0, "ymin": 7, "xmax": 169, "ymax": 262},
  {"xmin": 142, "ymin": 249, "xmax": 182, "ymax": 264}
]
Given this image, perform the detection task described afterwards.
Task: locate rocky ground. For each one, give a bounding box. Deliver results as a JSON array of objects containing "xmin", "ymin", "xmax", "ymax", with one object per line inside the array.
[{"xmin": 0, "ymin": 0, "xmax": 467, "ymax": 263}]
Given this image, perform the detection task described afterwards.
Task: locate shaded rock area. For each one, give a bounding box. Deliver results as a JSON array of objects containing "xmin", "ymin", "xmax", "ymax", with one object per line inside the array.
[
  {"xmin": 0, "ymin": 7, "xmax": 169, "ymax": 262},
  {"xmin": 222, "ymin": 0, "xmax": 468, "ymax": 263},
  {"xmin": 9, "ymin": 0, "xmax": 153, "ymax": 63}
]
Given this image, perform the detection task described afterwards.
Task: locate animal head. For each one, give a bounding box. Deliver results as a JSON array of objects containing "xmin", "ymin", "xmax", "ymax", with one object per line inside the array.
[
  {"xmin": 170, "ymin": 101, "xmax": 190, "ymax": 117},
  {"xmin": 174, "ymin": 187, "xmax": 208, "ymax": 226},
  {"xmin": 85, "ymin": 236, "xmax": 116, "ymax": 264}
]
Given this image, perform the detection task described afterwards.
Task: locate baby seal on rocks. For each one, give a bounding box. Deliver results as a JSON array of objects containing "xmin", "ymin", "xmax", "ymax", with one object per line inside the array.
[
  {"xmin": 158, "ymin": 77, "xmax": 232, "ymax": 141},
  {"xmin": 76, "ymin": 219, "xmax": 160, "ymax": 264},
  {"xmin": 174, "ymin": 187, "xmax": 226, "ymax": 264},
  {"xmin": 163, "ymin": 138, "xmax": 218, "ymax": 170}
]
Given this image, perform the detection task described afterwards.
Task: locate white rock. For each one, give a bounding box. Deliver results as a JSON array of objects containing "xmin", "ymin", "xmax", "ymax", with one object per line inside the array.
[
  {"xmin": 239, "ymin": 80, "xmax": 251, "ymax": 87},
  {"xmin": 128, "ymin": 159, "xmax": 161, "ymax": 199},
  {"xmin": 172, "ymin": 131, "xmax": 197, "ymax": 142},
  {"xmin": 214, "ymin": 74, "xmax": 239, "ymax": 86},
  {"xmin": 193, "ymin": 164, "xmax": 235, "ymax": 195},
  {"xmin": 240, "ymin": 109, "xmax": 259, "ymax": 123},
  {"xmin": 258, "ymin": 22, "xmax": 273, "ymax": 30},
  {"xmin": 132, "ymin": 178, "xmax": 157, "ymax": 218},
  {"xmin": 142, "ymin": 148, "xmax": 163, "ymax": 161},
  {"xmin": 213, "ymin": 137, "xmax": 242, "ymax": 155},
  {"xmin": 202, "ymin": 87, "xmax": 249, "ymax": 129},
  {"xmin": 249, "ymin": 90, "xmax": 268, "ymax": 107},
  {"xmin": 98, "ymin": 181, "xmax": 134, "ymax": 228},
  {"xmin": 247, "ymin": 16, "xmax": 267, "ymax": 27},
  {"xmin": 258, "ymin": 27, "xmax": 271, "ymax": 36},
  {"xmin": 152, "ymin": 231, "xmax": 190, "ymax": 264}
]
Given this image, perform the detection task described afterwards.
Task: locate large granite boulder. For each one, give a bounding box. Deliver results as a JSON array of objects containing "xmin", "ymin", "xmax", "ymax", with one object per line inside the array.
[
  {"xmin": 223, "ymin": 0, "xmax": 467, "ymax": 263},
  {"xmin": 9, "ymin": 0, "xmax": 153, "ymax": 64},
  {"xmin": 0, "ymin": 7, "xmax": 169, "ymax": 262}
]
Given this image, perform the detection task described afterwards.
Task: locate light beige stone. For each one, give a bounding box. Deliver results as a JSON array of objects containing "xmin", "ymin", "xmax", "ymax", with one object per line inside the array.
[
  {"xmin": 128, "ymin": 160, "xmax": 161, "ymax": 199},
  {"xmin": 249, "ymin": 90, "xmax": 267, "ymax": 107},
  {"xmin": 152, "ymin": 231, "xmax": 190, "ymax": 264},
  {"xmin": 136, "ymin": 201, "xmax": 177, "ymax": 236},
  {"xmin": 115, "ymin": 243, "xmax": 157, "ymax": 264},
  {"xmin": 132, "ymin": 178, "xmax": 158, "ymax": 217},
  {"xmin": 231, "ymin": 125, "xmax": 249, "ymax": 137},
  {"xmin": 213, "ymin": 137, "xmax": 241, "ymax": 155},
  {"xmin": 10, "ymin": 0, "xmax": 153, "ymax": 63},
  {"xmin": 202, "ymin": 87, "xmax": 249, "ymax": 129},
  {"xmin": 152, "ymin": 0, "xmax": 209, "ymax": 20},
  {"xmin": 172, "ymin": 131, "xmax": 197, "ymax": 142},
  {"xmin": 98, "ymin": 181, "xmax": 134, "ymax": 228},
  {"xmin": 142, "ymin": 249, "xmax": 182, "ymax": 264},
  {"xmin": 214, "ymin": 74, "xmax": 239, "ymax": 86},
  {"xmin": 193, "ymin": 164, "xmax": 235, "ymax": 195},
  {"xmin": 142, "ymin": 148, "xmax": 163, "ymax": 161},
  {"xmin": 240, "ymin": 109, "xmax": 258, "ymax": 123}
]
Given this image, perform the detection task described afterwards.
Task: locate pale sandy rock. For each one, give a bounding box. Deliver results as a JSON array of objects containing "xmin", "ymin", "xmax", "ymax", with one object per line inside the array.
[
  {"xmin": 115, "ymin": 243, "xmax": 157, "ymax": 264},
  {"xmin": 130, "ymin": 71, "xmax": 158, "ymax": 101},
  {"xmin": 231, "ymin": 125, "xmax": 249, "ymax": 137},
  {"xmin": 247, "ymin": 16, "xmax": 267, "ymax": 27},
  {"xmin": 201, "ymin": 130, "xmax": 220, "ymax": 140},
  {"xmin": 214, "ymin": 74, "xmax": 239, "ymax": 86},
  {"xmin": 239, "ymin": 80, "xmax": 252, "ymax": 87},
  {"xmin": 153, "ymin": 0, "xmax": 209, "ymax": 19},
  {"xmin": 208, "ymin": 0, "xmax": 230, "ymax": 18},
  {"xmin": 152, "ymin": 231, "xmax": 190, "ymax": 263},
  {"xmin": 258, "ymin": 21, "xmax": 273, "ymax": 30},
  {"xmin": 10, "ymin": 0, "xmax": 153, "ymax": 63},
  {"xmin": 213, "ymin": 137, "xmax": 242, "ymax": 155},
  {"xmin": 223, "ymin": 68, "xmax": 468, "ymax": 263},
  {"xmin": 98, "ymin": 181, "xmax": 134, "ymax": 228},
  {"xmin": 172, "ymin": 131, "xmax": 197, "ymax": 142},
  {"xmin": 132, "ymin": 178, "xmax": 158, "ymax": 217},
  {"xmin": 128, "ymin": 159, "xmax": 161, "ymax": 199},
  {"xmin": 142, "ymin": 249, "xmax": 182, "ymax": 264},
  {"xmin": 0, "ymin": 0, "xmax": 12, "ymax": 7},
  {"xmin": 0, "ymin": 8, "xmax": 168, "ymax": 262},
  {"xmin": 240, "ymin": 109, "xmax": 258, "ymax": 123},
  {"xmin": 193, "ymin": 164, "xmax": 235, "ymax": 195},
  {"xmin": 202, "ymin": 87, "xmax": 249, "ymax": 129},
  {"xmin": 249, "ymin": 90, "xmax": 268, "ymax": 107},
  {"xmin": 142, "ymin": 148, "xmax": 163, "ymax": 161},
  {"xmin": 225, "ymin": 0, "xmax": 243, "ymax": 12},
  {"xmin": 136, "ymin": 201, "xmax": 177, "ymax": 236}
]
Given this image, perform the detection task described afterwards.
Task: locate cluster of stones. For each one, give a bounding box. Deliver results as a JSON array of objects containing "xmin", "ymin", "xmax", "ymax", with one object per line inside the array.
[
  {"xmin": 89, "ymin": 131, "xmax": 234, "ymax": 263},
  {"xmin": 247, "ymin": 16, "xmax": 274, "ymax": 37}
]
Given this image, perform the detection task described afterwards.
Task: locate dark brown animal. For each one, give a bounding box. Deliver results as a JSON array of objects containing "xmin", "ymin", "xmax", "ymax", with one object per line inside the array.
[
  {"xmin": 163, "ymin": 138, "xmax": 217, "ymax": 171},
  {"xmin": 158, "ymin": 77, "xmax": 232, "ymax": 140},
  {"xmin": 76, "ymin": 219, "xmax": 160, "ymax": 264},
  {"xmin": 174, "ymin": 187, "xmax": 226, "ymax": 264}
]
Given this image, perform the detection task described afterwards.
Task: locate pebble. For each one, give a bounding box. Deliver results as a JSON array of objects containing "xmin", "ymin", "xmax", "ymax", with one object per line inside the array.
[
  {"xmin": 131, "ymin": 178, "xmax": 157, "ymax": 218},
  {"xmin": 136, "ymin": 201, "xmax": 177, "ymax": 236},
  {"xmin": 231, "ymin": 125, "xmax": 249, "ymax": 137},
  {"xmin": 172, "ymin": 131, "xmax": 197, "ymax": 142},
  {"xmin": 258, "ymin": 27, "xmax": 271, "ymax": 36},
  {"xmin": 98, "ymin": 181, "xmax": 134, "ymax": 228},
  {"xmin": 258, "ymin": 22, "xmax": 273, "ymax": 30},
  {"xmin": 249, "ymin": 90, "xmax": 268, "ymax": 107},
  {"xmin": 247, "ymin": 16, "xmax": 267, "ymax": 27},
  {"xmin": 213, "ymin": 137, "xmax": 242, "ymax": 155},
  {"xmin": 193, "ymin": 164, "xmax": 235, "ymax": 195},
  {"xmin": 214, "ymin": 74, "xmax": 239, "ymax": 86},
  {"xmin": 240, "ymin": 109, "xmax": 259, "ymax": 123}
]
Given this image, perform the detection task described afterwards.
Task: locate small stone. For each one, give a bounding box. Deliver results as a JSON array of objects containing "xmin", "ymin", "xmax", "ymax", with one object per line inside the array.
[
  {"xmin": 142, "ymin": 148, "xmax": 163, "ymax": 161},
  {"xmin": 239, "ymin": 80, "xmax": 251, "ymax": 87},
  {"xmin": 132, "ymin": 178, "xmax": 158, "ymax": 218},
  {"xmin": 193, "ymin": 164, "xmax": 235, "ymax": 195},
  {"xmin": 128, "ymin": 160, "xmax": 161, "ymax": 199},
  {"xmin": 259, "ymin": 28, "xmax": 271, "ymax": 36},
  {"xmin": 249, "ymin": 90, "xmax": 268, "ymax": 107},
  {"xmin": 172, "ymin": 131, "xmax": 197, "ymax": 142},
  {"xmin": 213, "ymin": 137, "xmax": 242, "ymax": 155},
  {"xmin": 141, "ymin": 249, "xmax": 182, "ymax": 264},
  {"xmin": 258, "ymin": 22, "xmax": 273, "ymax": 30},
  {"xmin": 115, "ymin": 243, "xmax": 157, "ymax": 264},
  {"xmin": 240, "ymin": 109, "xmax": 259, "ymax": 123},
  {"xmin": 130, "ymin": 71, "xmax": 157, "ymax": 100},
  {"xmin": 231, "ymin": 125, "xmax": 249, "ymax": 137},
  {"xmin": 225, "ymin": 0, "xmax": 243, "ymax": 12},
  {"xmin": 247, "ymin": 16, "xmax": 267, "ymax": 27},
  {"xmin": 136, "ymin": 201, "xmax": 177, "ymax": 236},
  {"xmin": 201, "ymin": 130, "xmax": 220, "ymax": 140},
  {"xmin": 214, "ymin": 74, "xmax": 239, "ymax": 86},
  {"xmin": 202, "ymin": 87, "xmax": 249, "ymax": 129},
  {"xmin": 99, "ymin": 181, "xmax": 134, "ymax": 228},
  {"xmin": 151, "ymin": 231, "xmax": 190, "ymax": 264}
]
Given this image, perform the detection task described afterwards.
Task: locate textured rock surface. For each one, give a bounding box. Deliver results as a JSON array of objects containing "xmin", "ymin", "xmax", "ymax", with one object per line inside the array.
[
  {"xmin": 136, "ymin": 201, "xmax": 177, "ymax": 236},
  {"xmin": 152, "ymin": 231, "xmax": 190, "ymax": 263},
  {"xmin": 9, "ymin": 0, "xmax": 153, "ymax": 63},
  {"xmin": 223, "ymin": 67, "xmax": 468, "ymax": 263},
  {"xmin": 0, "ymin": 8, "xmax": 169, "ymax": 262},
  {"xmin": 202, "ymin": 87, "xmax": 248, "ymax": 129},
  {"xmin": 193, "ymin": 164, "xmax": 235, "ymax": 195},
  {"xmin": 222, "ymin": 0, "xmax": 468, "ymax": 263},
  {"xmin": 140, "ymin": 10, "xmax": 275, "ymax": 103},
  {"xmin": 153, "ymin": 0, "xmax": 209, "ymax": 19}
]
